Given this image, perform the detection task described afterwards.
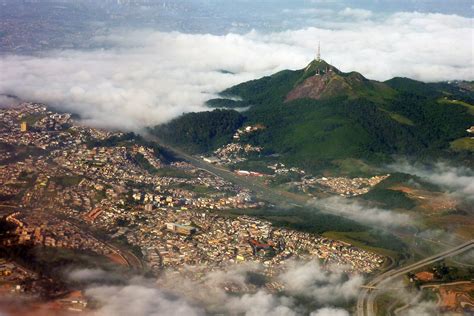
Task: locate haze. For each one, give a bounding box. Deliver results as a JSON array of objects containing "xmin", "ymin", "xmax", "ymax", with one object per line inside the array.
[{"xmin": 0, "ymin": 0, "xmax": 472, "ymax": 130}]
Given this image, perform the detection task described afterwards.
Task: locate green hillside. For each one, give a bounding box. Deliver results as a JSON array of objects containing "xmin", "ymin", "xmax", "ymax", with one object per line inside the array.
[
  {"xmin": 153, "ymin": 109, "xmax": 245, "ymax": 153},
  {"xmin": 151, "ymin": 60, "xmax": 474, "ymax": 172}
]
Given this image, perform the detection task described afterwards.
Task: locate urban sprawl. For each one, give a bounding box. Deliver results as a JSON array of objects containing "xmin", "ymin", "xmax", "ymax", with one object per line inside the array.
[{"xmin": 0, "ymin": 103, "xmax": 386, "ymax": 312}]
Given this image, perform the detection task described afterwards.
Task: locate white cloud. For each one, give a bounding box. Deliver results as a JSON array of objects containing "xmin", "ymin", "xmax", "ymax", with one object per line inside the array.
[
  {"xmin": 279, "ymin": 260, "xmax": 364, "ymax": 303},
  {"xmin": 402, "ymin": 301, "xmax": 439, "ymax": 316},
  {"xmin": 87, "ymin": 283, "xmax": 205, "ymax": 316},
  {"xmin": 0, "ymin": 31, "xmax": 305, "ymax": 131},
  {"xmin": 77, "ymin": 260, "xmax": 358, "ymax": 316},
  {"xmin": 309, "ymin": 196, "xmax": 412, "ymax": 228},
  {"xmin": 223, "ymin": 290, "xmax": 297, "ymax": 316},
  {"xmin": 0, "ymin": 261, "xmax": 362, "ymax": 315},
  {"xmin": 0, "ymin": 12, "xmax": 472, "ymax": 130},
  {"xmin": 310, "ymin": 307, "xmax": 350, "ymax": 316},
  {"xmin": 339, "ymin": 7, "xmax": 373, "ymax": 19},
  {"xmin": 390, "ymin": 161, "xmax": 474, "ymax": 201},
  {"xmin": 0, "ymin": 95, "xmax": 20, "ymax": 107},
  {"xmin": 282, "ymin": 8, "xmax": 335, "ymax": 16},
  {"xmin": 68, "ymin": 268, "xmax": 111, "ymax": 282}
]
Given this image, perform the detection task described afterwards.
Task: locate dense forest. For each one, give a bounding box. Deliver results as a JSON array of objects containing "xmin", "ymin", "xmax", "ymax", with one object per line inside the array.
[
  {"xmin": 206, "ymin": 98, "xmax": 250, "ymax": 108},
  {"xmin": 152, "ymin": 109, "xmax": 245, "ymax": 153}
]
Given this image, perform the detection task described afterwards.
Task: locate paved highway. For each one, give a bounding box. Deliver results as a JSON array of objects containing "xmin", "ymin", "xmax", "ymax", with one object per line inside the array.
[
  {"xmin": 356, "ymin": 239, "xmax": 474, "ymax": 316},
  {"xmin": 145, "ymin": 135, "xmax": 310, "ymax": 208}
]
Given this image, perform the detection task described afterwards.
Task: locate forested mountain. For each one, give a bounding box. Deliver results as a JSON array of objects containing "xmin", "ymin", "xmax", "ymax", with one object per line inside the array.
[{"xmin": 152, "ymin": 60, "xmax": 474, "ymax": 172}]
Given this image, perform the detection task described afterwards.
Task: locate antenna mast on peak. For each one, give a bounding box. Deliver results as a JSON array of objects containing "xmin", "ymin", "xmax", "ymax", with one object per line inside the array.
[{"xmin": 316, "ymin": 41, "xmax": 321, "ymax": 62}]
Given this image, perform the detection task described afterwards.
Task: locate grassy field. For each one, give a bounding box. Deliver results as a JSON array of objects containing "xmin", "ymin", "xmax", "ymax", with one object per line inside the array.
[
  {"xmin": 51, "ymin": 175, "xmax": 83, "ymax": 187},
  {"xmin": 380, "ymin": 109, "xmax": 415, "ymax": 126},
  {"xmin": 450, "ymin": 137, "xmax": 474, "ymax": 152},
  {"xmin": 153, "ymin": 167, "xmax": 192, "ymax": 178},
  {"xmin": 438, "ymin": 98, "xmax": 474, "ymax": 115},
  {"xmin": 171, "ymin": 183, "xmax": 221, "ymax": 196},
  {"xmin": 330, "ymin": 158, "xmax": 382, "ymax": 177},
  {"xmin": 322, "ymin": 231, "xmax": 404, "ymax": 262}
]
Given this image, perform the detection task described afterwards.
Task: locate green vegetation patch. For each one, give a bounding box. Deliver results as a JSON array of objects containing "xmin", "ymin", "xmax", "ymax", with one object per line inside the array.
[
  {"xmin": 21, "ymin": 113, "xmax": 46, "ymax": 125},
  {"xmin": 230, "ymin": 159, "xmax": 274, "ymax": 174},
  {"xmin": 133, "ymin": 153, "xmax": 156, "ymax": 174},
  {"xmin": 380, "ymin": 109, "xmax": 415, "ymax": 125},
  {"xmin": 438, "ymin": 98, "xmax": 474, "ymax": 115},
  {"xmin": 323, "ymin": 230, "xmax": 405, "ymax": 260},
  {"xmin": 450, "ymin": 137, "xmax": 474, "ymax": 152},
  {"xmin": 172, "ymin": 183, "xmax": 220, "ymax": 196},
  {"xmin": 361, "ymin": 188, "xmax": 416, "ymax": 210},
  {"xmin": 153, "ymin": 167, "xmax": 192, "ymax": 178},
  {"xmin": 52, "ymin": 175, "xmax": 83, "ymax": 187},
  {"xmin": 330, "ymin": 158, "xmax": 382, "ymax": 177},
  {"xmin": 206, "ymin": 98, "xmax": 251, "ymax": 108},
  {"xmin": 0, "ymin": 245, "xmax": 118, "ymax": 280},
  {"xmin": 224, "ymin": 207, "xmax": 367, "ymax": 234}
]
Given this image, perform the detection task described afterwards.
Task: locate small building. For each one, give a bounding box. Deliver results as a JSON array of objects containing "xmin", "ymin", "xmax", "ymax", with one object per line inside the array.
[{"xmin": 20, "ymin": 121, "xmax": 28, "ymax": 132}]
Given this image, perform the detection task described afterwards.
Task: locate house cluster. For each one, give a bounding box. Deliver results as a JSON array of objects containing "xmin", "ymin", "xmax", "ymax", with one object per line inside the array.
[
  {"xmin": 1, "ymin": 212, "xmax": 117, "ymax": 259},
  {"xmin": 232, "ymin": 125, "xmax": 265, "ymax": 140},
  {"xmin": 0, "ymin": 104, "xmax": 386, "ymax": 300},
  {"xmin": 0, "ymin": 258, "xmax": 38, "ymax": 295},
  {"xmin": 311, "ymin": 175, "xmax": 390, "ymax": 196},
  {"xmin": 95, "ymin": 205, "xmax": 384, "ymax": 275},
  {"xmin": 0, "ymin": 103, "xmax": 75, "ymax": 150}
]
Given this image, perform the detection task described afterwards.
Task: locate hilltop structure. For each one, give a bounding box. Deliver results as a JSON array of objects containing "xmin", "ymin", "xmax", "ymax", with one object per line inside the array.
[{"xmin": 316, "ymin": 41, "xmax": 321, "ymax": 62}]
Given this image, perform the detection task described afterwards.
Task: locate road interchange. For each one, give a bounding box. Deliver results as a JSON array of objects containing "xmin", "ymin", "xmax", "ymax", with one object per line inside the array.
[{"xmin": 356, "ymin": 240, "xmax": 474, "ymax": 316}]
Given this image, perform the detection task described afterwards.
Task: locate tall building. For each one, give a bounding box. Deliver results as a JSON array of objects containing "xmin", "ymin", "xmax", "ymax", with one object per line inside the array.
[{"xmin": 20, "ymin": 121, "xmax": 28, "ymax": 132}]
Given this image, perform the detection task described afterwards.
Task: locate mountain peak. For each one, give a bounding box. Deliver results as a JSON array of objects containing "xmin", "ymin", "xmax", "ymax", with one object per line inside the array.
[
  {"xmin": 285, "ymin": 60, "xmax": 386, "ymax": 102},
  {"xmin": 303, "ymin": 59, "xmax": 339, "ymax": 75}
]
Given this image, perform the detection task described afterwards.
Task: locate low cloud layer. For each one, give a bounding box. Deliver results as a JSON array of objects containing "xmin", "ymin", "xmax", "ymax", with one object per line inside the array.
[
  {"xmin": 391, "ymin": 161, "xmax": 474, "ymax": 201},
  {"xmin": 309, "ymin": 196, "xmax": 412, "ymax": 228},
  {"xmin": 88, "ymin": 283, "xmax": 205, "ymax": 316},
  {"xmin": 310, "ymin": 308, "xmax": 349, "ymax": 316},
  {"xmin": 70, "ymin": 260, "xmax": 363, "ymax": 316},
  {"xmin": 0, "ymin": 11, "xmax": 472, "ymax": 130},
  {"xmin": 279, "ymin": 260, "xmax": 363, "ymax": 303}
]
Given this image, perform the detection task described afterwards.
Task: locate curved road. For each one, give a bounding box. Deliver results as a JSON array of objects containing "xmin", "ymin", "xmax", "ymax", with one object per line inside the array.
[
  {"xmin": 51, "ymin": 212, "xmax": 144, "ymax": 270},
  {"xmin": 356, "ymin": 239, "xmax": 474, "ymax": 316}
]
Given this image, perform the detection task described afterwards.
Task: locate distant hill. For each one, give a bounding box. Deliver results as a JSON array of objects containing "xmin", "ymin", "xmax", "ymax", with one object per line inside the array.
[{"xmin": 151, "ymin": 60, "xmax": 474, "ymax": 172}]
